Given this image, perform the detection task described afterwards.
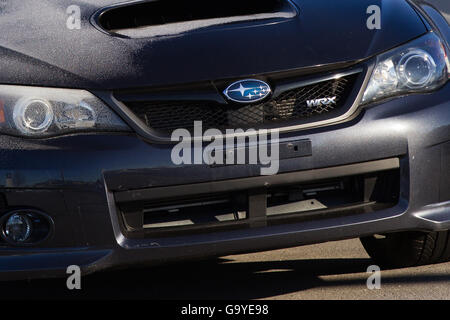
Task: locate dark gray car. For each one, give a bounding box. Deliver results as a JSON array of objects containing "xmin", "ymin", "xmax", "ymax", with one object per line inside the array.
[{"xmin": 0, "ymin": 0, "xmax": 449, "ymax": 280}]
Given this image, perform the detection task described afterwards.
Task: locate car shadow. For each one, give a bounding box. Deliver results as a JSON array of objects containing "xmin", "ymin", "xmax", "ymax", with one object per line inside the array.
[{"xmin": 2, "ymin": 257, "xmax": 449, "ymax": 300}]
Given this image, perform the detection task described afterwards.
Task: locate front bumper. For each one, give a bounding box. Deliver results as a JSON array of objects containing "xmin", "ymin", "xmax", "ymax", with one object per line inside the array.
[{"xmin": 0, "ymin": 83, "xmax": 449, "ymax": 281}]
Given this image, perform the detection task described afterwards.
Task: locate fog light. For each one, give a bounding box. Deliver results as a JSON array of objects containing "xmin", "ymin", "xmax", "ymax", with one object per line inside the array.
[
  {"xmin": 13, "ymin": 98, "xmax": 54, "ymax": 134},
  {"xmin": 4, "ymin": 213, "xmax": 32, "ymax": 243},
  {"xmin": 1, "ymin": 210, "xmax": 52, "ymax": 245}
]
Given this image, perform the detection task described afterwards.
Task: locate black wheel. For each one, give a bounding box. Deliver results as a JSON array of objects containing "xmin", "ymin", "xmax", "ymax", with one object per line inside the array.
[{"xmin": 360, "ymin": 230, "xmax": 450, "ymax": 268}]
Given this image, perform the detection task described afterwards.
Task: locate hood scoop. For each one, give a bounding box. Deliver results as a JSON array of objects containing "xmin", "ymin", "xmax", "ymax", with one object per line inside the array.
[{"xmin": 94, "ymin": 0, "xmax": 298, "ymax": 38}]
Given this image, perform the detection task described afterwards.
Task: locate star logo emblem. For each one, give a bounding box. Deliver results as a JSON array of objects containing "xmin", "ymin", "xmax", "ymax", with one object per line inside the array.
[{"xmin": 223, "ymin": 79, "xmax": 272, "ymax": 103}]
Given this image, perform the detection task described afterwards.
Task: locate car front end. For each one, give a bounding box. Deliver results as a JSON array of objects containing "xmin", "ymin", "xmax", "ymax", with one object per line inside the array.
[{"xmin": 0, "ymin": 0, "xmax": 449, "ymax": 280}]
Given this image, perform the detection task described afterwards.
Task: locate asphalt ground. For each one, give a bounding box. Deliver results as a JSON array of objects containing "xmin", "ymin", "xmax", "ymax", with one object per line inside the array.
[{"xmin": 1, "ymin": 239, "xmax": 449, "ymax": 300}]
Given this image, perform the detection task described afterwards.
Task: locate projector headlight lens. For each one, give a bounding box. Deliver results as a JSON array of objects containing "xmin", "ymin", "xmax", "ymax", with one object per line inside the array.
[
  {"xmin": 13, "ymin": 98, "xmax": 54, "ymax": 133},
  {"xmin": 397, "ymin": 49, "xmax": 436, "ymax": 89},
  {"xmin": 362, "ymin": 32, "xmax": 449, "ymax": 104},
  {"xmin": 0, "ymin": 86, "xmax": 130, "ymax": 137}
]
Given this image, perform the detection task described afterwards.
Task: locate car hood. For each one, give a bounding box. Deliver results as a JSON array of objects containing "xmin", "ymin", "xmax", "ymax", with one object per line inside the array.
[{"xmin": 0, "ymin": 0, "xmax": 427, "ymax": 90}]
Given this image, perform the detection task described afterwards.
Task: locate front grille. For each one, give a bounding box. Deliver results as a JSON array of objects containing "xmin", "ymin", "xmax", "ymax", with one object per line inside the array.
[{"xmin": 123, "ymin": 73, "xmax": 359, "ymax": 134}]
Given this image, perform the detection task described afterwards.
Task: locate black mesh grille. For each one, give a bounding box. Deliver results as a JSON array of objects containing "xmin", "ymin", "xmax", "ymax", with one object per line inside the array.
[{"xmin": 123, "ymin": 74, "xmax": 358, "ymax": 134}]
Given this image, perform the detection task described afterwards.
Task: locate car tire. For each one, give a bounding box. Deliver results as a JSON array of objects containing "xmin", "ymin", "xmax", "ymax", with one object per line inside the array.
[{"xmin": 360, "ymin": 231, "xmax": 450, "ymax": 268}]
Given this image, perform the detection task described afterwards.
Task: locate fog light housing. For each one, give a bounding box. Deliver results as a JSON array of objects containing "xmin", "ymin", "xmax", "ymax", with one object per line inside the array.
[{"xmin": 1, "ymin": 210, "xmax": 52, "ymax": 245}]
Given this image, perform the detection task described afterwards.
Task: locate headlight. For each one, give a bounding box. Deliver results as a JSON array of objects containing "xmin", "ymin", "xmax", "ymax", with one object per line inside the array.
[
  {"xmin": 362, "ymin": 32, "xmax": 449, "ymax": 104},
  {"xmin": 0, "ymin": 85, "xmax": 130, "ymax": 137}
]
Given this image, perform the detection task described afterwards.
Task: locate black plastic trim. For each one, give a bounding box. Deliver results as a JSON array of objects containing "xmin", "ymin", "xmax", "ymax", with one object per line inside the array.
[{"xmin": 114, "ymin": 158, "xmax": 400, "ymax": 203}]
